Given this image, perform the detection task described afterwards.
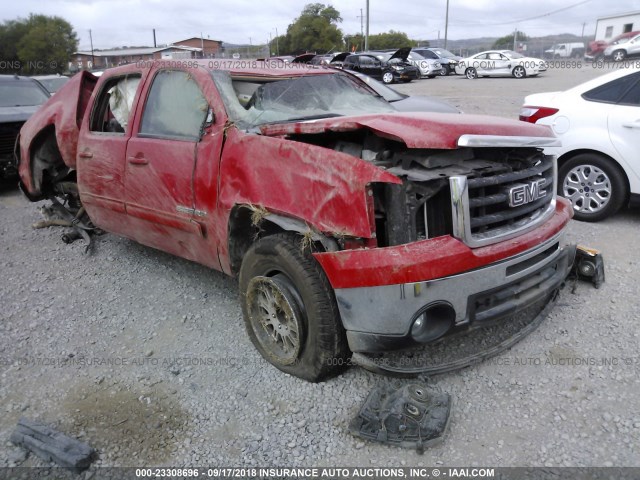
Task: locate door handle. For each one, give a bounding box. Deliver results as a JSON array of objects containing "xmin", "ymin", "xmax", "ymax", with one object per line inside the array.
[
  {"xmin": 128, "ymin": 156, "xmax": 149, "ymax": 165},
  {"xmin": 78, "ymin": 151, "xmax": 93, "ymax": 159}
]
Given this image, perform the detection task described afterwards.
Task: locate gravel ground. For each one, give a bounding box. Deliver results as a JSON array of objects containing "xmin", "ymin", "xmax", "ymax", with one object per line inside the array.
[{"xmin": 1, "ymin": 65, "xmax": 640, "ymax": 472}]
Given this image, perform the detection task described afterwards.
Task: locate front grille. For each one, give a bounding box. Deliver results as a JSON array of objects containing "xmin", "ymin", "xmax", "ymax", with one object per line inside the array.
[
  {"xmin": 0, "ymin": 122, "xmax": 23, "ymax": 159},
  {"xmin": 450, "ymin": 154, "xmax": 556, "ymax": 247}
]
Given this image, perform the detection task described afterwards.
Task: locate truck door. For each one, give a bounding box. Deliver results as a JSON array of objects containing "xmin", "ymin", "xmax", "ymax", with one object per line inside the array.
[
  {"xmin": 123, "ymin": 68, "xmax": 212, "ymax": 263},
  {"xmin": 77, "ymin": 68, "xmax": 144, "ymax": 235}
]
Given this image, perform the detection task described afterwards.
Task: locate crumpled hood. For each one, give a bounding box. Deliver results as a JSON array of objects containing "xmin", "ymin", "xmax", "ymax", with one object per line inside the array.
[
  {"xmin": 259, "ymin": 112, "xmax": 554, "ymax": 149},
  {"xmin": 0, "ymin": 105, "xmax": 40, "ymax": 124}
]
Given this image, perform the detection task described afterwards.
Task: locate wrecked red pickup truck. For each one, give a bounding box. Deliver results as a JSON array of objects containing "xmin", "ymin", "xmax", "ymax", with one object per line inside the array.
[{"xmin": 18, "ymin": 61, "xmax": 577, "ymax": 382}]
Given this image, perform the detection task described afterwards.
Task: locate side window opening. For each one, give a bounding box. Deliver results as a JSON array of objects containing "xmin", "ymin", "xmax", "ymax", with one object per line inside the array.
[
  {"xmin": 582, "ymin": 72, "xmax": 640, "ymax": 104},
  {"xmin": 139, "ymin": 70, "xmax": 209, "ymax": 140},
  {"xmin": 90, "ymin": 74, "xmax": 141, "ymax": 134}
]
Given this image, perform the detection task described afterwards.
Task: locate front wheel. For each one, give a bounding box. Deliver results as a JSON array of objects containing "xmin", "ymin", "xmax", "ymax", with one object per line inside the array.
[
  {"xmin": 439, "ymin": 67, "xmax": 449, "ymax": 76},
  {"xmin": 512, "ymin": 65, "xmax": 526, "ymax": 78},
  {"xmin": 465, "ymin": 67, "xmax": 477, "ymax": 79},
  {"xmin": 558, "ymin": 153, "xmax": 628, "ymax": 222},
  {"xmin": 239, "ymin": 233, "xmax": 350, "ymax": 381},
  {"xmin": 612, "ymin": 49, "xmax": 626, "ymax": 62},
  {"xmin": 382, "ymin": 72, "xmax": 394, "ymax": 84}
]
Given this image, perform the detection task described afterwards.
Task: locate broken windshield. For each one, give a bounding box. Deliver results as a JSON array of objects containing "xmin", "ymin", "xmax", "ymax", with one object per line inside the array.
[{"xmin": 211, "ymin": 70, "xmax": 395, "ymax": 128}]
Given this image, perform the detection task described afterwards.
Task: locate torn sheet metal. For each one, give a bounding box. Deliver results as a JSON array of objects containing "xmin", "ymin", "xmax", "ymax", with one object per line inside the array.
[{"xmin": 349, "ymin": 382, "xmax": 451, "ymax": 453}]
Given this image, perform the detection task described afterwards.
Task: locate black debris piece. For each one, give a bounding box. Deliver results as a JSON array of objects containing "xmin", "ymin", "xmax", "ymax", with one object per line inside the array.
[
  {"xmin": 571, "ymin": 245, "xmax": 605, "ymax": 289},
  {"xmin": 9, "ymin": 417, "xmax": 95, "ymax": 472},
  {"xmin": 349, "ymin": 382, "xmax": 451, "ymax": 453}
]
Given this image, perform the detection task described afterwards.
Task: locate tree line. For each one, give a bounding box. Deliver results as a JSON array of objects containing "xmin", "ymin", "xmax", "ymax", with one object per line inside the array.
[
  {"xmin": 272, "ymin": 3, "xmax": 425, "ymax": 55},
  {"xmin": 0, "ymin": 14, "xmax": 78, "ymax": 75}
]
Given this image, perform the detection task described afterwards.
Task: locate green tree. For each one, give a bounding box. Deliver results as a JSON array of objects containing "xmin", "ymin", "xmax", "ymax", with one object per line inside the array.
[
  {"xmin": 492, "ymin": 32, "xmax": 529, "ymax": 49},
  {"xmin": 343, "ymin": 30, "xmax": 416, "ymax": 52},
  {"xmin": 0, "ymin": 14, "xmax": 77, "ymax": 74},
  {"xmin": 0, "ymin": 20, "xmax": 30, "ymax": 71},
  {"xmin": 368, "ymin": 30, "xmax": 416, "ymax": 50},
  {"xmin": 281, "ymin": 3, "xmax": 344, "ymax": 54}
]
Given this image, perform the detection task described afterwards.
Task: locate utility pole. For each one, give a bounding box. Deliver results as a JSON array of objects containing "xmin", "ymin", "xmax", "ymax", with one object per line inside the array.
[
  {"xmin": 513, "ymin": 28, "xmax": 518, "ymax": 51},
  {"xmin": 153, "ymin": 29, "xmax": 157, "ymax": 48},
  {"xmin": 89, "ymin": 29, "xmax": 95, "ymax": 69},
  {"xmin": 365, "ymin": 0, "xmax": 369, "ymax": 51},
  {"xmin": 275, "ymin": 28, "xmax": 279, "ymax": 55},
  {"xmin": 444, "ymin": 0, "xmax": 450, "ymax": 49},
  {"xmin": 581, "ymin": 22, "xmax": 586, "ymax": 40},
  {"xmin": 358, "ymin": 9, "xmax": 364, "ymax": 38},
  {"xmin": 201, "ymin": 32, "xmax": 205, "ymax": 58}
]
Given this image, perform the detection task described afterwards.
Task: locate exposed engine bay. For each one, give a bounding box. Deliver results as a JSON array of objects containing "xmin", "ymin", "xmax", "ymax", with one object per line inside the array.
[{"xmin": 287, "ymin": 130, "xmax": 554, "ymax": 248}]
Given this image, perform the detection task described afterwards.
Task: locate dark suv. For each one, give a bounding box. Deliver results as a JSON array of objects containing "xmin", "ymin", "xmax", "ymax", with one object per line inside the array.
[
  {"xmin": 0, "ymin": 75, "xmax": 50, "ymax": 178},
  {"xmin": 342, "ymin": 50, "xmax": 419, "ymax": 84},
  {"xmin": 413, "ymin": 48, "xmax": 461, "ymax": 76}
]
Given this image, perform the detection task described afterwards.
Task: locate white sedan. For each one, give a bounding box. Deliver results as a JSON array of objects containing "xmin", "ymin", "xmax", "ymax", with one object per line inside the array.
[
  {"xmin": 455, "ymin": 50, "xmax": 540, "ymax": 79},
  {"xmin": 520, "ymin": 67, "xmax": 640, "ymax": 221}
]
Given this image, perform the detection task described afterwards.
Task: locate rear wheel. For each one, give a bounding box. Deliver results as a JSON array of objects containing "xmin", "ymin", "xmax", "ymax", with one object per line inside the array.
[
  {"xmin": 382, "ymin": 72, "xmax": 394, "ymax": 84},
  {"xmin": 465, "ymin": 67, "xmax": 477, "ymax": 79},
  {"xmin": 558, "ymin": 153, "xmax": 627, "ymax": 222},
  {"xmin": 239, "ymin": 233, "xmax": 350, "ymax": 381},
  {"xmin": 512, "ymin": 65, "xmax": 526, "ymax": 78}
]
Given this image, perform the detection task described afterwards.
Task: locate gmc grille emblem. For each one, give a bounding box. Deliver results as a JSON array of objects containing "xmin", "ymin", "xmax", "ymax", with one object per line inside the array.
[{"xmin": 508, "ymin": 179, "xmax": 547, "ymax": 207}]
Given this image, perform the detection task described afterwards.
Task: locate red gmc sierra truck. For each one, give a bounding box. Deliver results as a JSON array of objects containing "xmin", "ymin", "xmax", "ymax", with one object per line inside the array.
[{"xmin": 17, "ymin": 60, "xmax": 576, "ymax": 381}]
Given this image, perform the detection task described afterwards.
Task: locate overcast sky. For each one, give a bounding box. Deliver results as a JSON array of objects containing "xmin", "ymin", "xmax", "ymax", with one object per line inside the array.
[{"xmin": 2, "ymin": 0, "xmax": 639, "ymax": 50}]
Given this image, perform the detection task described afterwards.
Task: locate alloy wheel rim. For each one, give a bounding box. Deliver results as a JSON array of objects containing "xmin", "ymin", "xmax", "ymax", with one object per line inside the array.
[
  {"xmin": 563, "ymin": 164, "xmax": 612, "ymax": 214},
  {"xmin": 246, "ymin": 276, "xmax": 303, "ymax": 365}
]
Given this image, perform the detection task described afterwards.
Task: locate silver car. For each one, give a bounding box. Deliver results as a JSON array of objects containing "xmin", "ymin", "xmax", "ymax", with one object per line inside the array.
[
  {"xmin": 604, "ymin": 33, "xmax": 640, "ymax": 61},
  {"xmin": 406, "ymin": 51, "xmax": 442, "ymax": 78}
]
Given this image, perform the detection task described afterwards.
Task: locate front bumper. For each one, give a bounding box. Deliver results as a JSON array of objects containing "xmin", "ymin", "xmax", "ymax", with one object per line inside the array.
[{"xmin": 334, "ymin": 232, "xmax": 575, "ymax": 353}]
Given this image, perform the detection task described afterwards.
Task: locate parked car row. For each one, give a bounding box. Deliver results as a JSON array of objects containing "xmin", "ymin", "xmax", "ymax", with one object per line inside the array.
[{"xmin": 292, "ymin": 47, "xmax": 465, "ymax": 83}]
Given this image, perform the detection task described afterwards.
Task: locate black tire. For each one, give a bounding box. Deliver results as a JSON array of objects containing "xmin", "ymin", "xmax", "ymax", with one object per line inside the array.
[
  {"xmin": 558, "ymin": 153, "xmax": 628, "ymax": 222},
  {"xmin": 382, "ymin": 72, "xmax": 394, "ymax": 84},
  {"xmin": 465, "ymin": 67, "xmax": 477, "ymax": 79},
  {"xmin": 612, "ymin": 49, "xmax": 626, "ymax": 62},
  {"xmin": 438, "ymin": 67, "xmax": 449, "ymax": 76},
  {"xmin": 512, "ymin": 65, "xmax": 526, "ymax": 78},
  {"xmin": 239, "ymin": 233, "xmax": 350, "ymax": 381}
]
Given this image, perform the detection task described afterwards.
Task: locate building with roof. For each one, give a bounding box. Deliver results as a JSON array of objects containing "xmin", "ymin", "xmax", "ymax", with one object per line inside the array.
[
  {"xmin": 172, "ymin": 37, "xmax": 222, "ymax": 58},
  {"xmin": 72, "ymin": 37, "xmax": 222, "ymax": 70},
  {"xmin": 595, "ymin": 11, "xmax": 640, "ymax": 41}
]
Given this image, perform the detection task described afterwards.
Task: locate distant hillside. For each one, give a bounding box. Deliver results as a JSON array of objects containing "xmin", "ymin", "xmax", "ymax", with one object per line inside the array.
[{"xmin": 421, "ymin": 33, "xmax": 593, "ymax": 57}]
